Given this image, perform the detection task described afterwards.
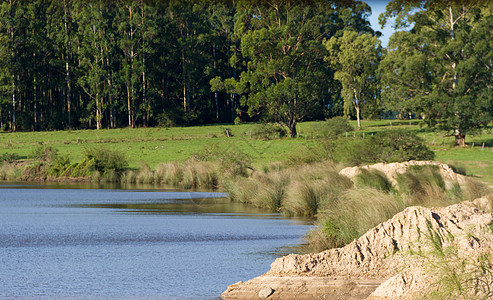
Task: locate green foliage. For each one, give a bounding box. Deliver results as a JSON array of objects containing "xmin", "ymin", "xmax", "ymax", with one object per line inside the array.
[
  {"xmin": 379, "ymin": 2, "xmax": 493, "ymax": 146},
  {"xmin": 228, "ymin": 2, "xmax": 374, "ymax": 137},
  {"xmin": 82, "ymin": 147, "xmax": 128, "ymax": 176},
  {"xmin": 369, "ymin": 130, "xmax": 435, "ymax": 163},
  {"xmin": 315, "ymin": 116, "xmax": 354, "ymax": 138},
  {"xmin": 0, "ymin": 152, "xmax": 20, "ymax": 163},
  {"xmin": 31, "ymin": 146, "xmax": 59, "ymax": 162},
  {"xmin": 331, "ymin": 130, "xmax": 435, "ymax": 165},
  {"xmin": 324, "ymin": 31, "xmax": 382, "ymax": 128},
  {"xmin": 46, "ymin": 154, "xmax": 72, "ymax": 177},
  {"xmin": 251, "ymin": 123, "xmax": 287, "ymax": 140}
]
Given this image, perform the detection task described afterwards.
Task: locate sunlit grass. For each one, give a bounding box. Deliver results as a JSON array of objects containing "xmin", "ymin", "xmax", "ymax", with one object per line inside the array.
[{"xmin": 0, "ymin": 120, "xmax": 491, "ymax": 185}]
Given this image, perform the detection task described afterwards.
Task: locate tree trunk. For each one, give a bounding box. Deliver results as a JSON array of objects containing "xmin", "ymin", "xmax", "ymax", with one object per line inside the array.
[
  {"xmin": 355, "ymin": 105, "xmax": 361, "ymax": 129},
  {"xmin": 354, "ymin": 91, "xmax": 361, "ymax": 129},
  {"xmin": 289, "ymin": 120, "xmax": 297, "ymax": 138},
  {"xmin": 454, "ymin": 129, "xmax": 466, "ymax": 147},
  {"xmin": 127, "ymin": 84, "xmax": 132, "ymax": 127},
  {"xmin": 64, "ymin": 0, "xmax": 71, "ymax": 130}
]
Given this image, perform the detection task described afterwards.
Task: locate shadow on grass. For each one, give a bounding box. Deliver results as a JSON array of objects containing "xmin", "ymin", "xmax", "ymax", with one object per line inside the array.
[
  {"xmin": 467, "ymin": 139, "xmax": 493, "ymax": 147},
  {"xmin": 366, "ymin": 120, "xmax": 423, "ymax": 127}
]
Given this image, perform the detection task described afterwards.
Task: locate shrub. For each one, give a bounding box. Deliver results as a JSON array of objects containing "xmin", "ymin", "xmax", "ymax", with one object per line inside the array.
[
  {"xmin": 370, "ymin": 130, "xmax": 435, "ymax": 163},
  {"xmin": 31, "ymin": 145, "xmax": 59, "ymax": 162},
  {"xmin": 316, "ymin": 116, "xmax": 354, "ymax": 138},
  {"xmin": 82, "ymin": 147, "xmax": 128, "ymax": 176},
  {"xmin": 46, "ymin": 154, "xmax": 71, "ymax": 177},
  {"xmin": 331, "ymin": 130, "xmax": 434, "ymax": 165},
  {"xmin": 0, "ymin": 152, "xmax": 21, "ymax": 163},
  {"xmin": 251, "ymin": 123, "xmax": 287, "ymax": 139}
]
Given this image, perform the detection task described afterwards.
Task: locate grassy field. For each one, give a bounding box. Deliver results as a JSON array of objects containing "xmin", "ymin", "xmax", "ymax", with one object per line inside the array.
[{"xmin": 1, "ymin": 120, "xmax": 492, "ymax": 185}]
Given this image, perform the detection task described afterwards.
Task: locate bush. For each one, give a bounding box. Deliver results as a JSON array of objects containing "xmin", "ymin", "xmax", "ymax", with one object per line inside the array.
[
  {"xmin": 46, "ymin": 154, "xmax": 71, "ymax": 177},
  {"xmin": 31, "ymin": 145, "xmax": 59, "ymax": 162},
  {"xmin": 251, "ymin": 123, "xmax": 287, "ymax": 139},
  {"xmin": 331, "ymin": 129, "xmax": 435, "ymax": 165},
  {"xmin": 316, "ymin": 116, "xmax": 354, "ymax": 138},
  {"xmin": 0, "ymin": 152, "xmax": 21, "ymax": 163},
  {"xmin": 370, "ymin": 130, "xmax": 435, "ymax": 163},
  {"xmin": 82, "ymin": 147, "xmax": 128, "ymax": 176}
]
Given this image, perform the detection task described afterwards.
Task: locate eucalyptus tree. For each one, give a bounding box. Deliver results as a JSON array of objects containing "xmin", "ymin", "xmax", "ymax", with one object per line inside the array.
[
  {"xmin": 213, "ymin": 0, "xmax": 375, "ymax": 137},
  {"xmin": 324, "ymin": 31, "xmax": 382, "ymax": 129},
  {"xmin": 116, "ymin": 0, "xmax": 154, "ymax": 128},
  {"xmin": 75, "ymin": 1, "xmax": 114, "ymax": 130},
  {"xmin": 47, "ymin": 0, "xmax": 78, "ymax": 129},
  {"xmin": 227, "ymin": 1, "xmax": 332, "ymax": 137},
  {"xmin": 379, "ymin": 0, "xmax": 493, "ymax": 146},
  {"xmin": 0, "ymin": 0, "xmax": 22, "ymax": 131}
]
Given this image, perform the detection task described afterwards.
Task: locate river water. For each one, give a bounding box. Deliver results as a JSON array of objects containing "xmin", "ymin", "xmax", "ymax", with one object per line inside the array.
[{"xmin": 0, "ymin": 183, "xmax": 312, "ymax": 299}]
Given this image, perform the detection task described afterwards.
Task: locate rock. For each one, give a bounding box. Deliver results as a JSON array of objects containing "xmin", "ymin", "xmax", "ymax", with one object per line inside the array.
[
  {"xmin": 258, "ymin": 287, "xmax": 274, "ymax": 298},
  {"xmin": 221, "ymin": 196, "xmax": 493, "ymax": 299}
]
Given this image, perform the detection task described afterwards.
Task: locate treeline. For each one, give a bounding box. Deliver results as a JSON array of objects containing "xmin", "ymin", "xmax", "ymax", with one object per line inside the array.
[{"xmin": 0, "ymin": 0, "xmax": 374, "ymax": 132}]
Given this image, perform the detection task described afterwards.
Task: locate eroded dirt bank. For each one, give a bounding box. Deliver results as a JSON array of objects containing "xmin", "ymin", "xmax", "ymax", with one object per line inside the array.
[{"xmin": 222, "ymin": 194, "xmax": 493, "ymax": 299}]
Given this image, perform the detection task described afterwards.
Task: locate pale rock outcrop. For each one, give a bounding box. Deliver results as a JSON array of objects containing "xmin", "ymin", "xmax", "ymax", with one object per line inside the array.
[
  {"xmin": 339, "ymin": 160, "xmax": 467, "ymax": 188},
  {"xmin": 221, "ymin": 195, "xmax": 493, "ymax": 299}
]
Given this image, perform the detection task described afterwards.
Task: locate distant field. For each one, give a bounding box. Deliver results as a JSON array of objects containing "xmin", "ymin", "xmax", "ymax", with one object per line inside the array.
[{"xmin": 1, "ymin": 120, "xmax": 492, "ymax": 185}]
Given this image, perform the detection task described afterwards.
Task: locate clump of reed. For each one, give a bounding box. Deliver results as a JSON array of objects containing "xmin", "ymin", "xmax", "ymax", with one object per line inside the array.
[
  {"xmin": 355, "ymin": 169, "xmax": 393, "ymax": 192},
  {"xmin": 123, "ymin": 161, "xmax": 219, "ymax": 189},
  {"xmin": 224, "ymin": 170, "xmax": 289, "ymax": 210},
  {"xmin": 0, "ymin": 161, "xmax": 22, "ymax": 181},
  {"xmin": 283, "ymin": 164, "xmax": 353, "ymax": 217},
  {"xmin": 308, "ymin": 188, "xmax": 403, "ymax": 251},
  {"xmin": 224, "ymin": 160, "xmax": 353, "ymax": 215}
]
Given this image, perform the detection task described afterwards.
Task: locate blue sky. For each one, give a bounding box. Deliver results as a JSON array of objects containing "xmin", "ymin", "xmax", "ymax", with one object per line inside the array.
[{"xmin": 366, "ymin": 0, "xmax": 395, "ymax": 47}]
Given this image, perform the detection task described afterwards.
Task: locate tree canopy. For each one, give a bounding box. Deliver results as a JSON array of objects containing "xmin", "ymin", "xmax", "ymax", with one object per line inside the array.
[
  {"xmin": 324, "ymin": 30, "xmax": 381, "ymax": 129},
  {"xmin": 0, "ymin": 0, "xmax": 489, "ymax": 147},
  {"xmin": 379, "ymin": 0, "xmax": 493, "ymax": 146}
]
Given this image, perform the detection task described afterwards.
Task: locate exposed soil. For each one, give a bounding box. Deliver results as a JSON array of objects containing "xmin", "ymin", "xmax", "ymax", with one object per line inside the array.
[{"xmin": 221, "ymin": 191, "xmax": 493, "ymax": 299}]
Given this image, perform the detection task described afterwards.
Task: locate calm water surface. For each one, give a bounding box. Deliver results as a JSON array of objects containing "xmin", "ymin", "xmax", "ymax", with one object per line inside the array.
[{"xmin": 0, "ymin": 183, "xmax": 312, "ymax": 299}]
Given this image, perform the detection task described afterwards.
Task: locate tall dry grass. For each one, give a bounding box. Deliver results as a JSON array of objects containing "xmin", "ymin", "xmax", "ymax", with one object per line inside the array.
[
  {"xmin": 306, "ymin": 165, "xmax": 490, "ymax": 252},
  {"xmin": 224, "ymin": 160, "xmax": 352, "ymax": 215},
  {"xmin": 122, "ymin": 161, "xmax": 219, "ymax": 189},
  {"xmin": 0, "ymin": 161, "xmax": 22, "ymax": 181}
]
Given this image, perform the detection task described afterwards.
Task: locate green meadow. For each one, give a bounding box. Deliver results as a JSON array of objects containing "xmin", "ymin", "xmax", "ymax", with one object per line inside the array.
[{"xmin": 1, "ymin": 120, "xmax": 492, "ymax": 185}]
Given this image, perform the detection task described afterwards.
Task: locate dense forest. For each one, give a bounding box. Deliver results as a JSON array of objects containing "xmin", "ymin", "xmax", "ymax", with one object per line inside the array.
[{"xmin": 0, "ymin": 0, "xmax": 491, "ymax": 144}]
